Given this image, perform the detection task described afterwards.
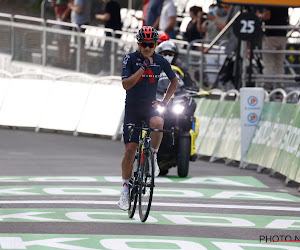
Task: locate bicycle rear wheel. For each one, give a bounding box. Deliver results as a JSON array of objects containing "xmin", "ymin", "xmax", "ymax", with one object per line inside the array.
[{"xmin": 139, "ymin": 149, "xmax": 154, "ymax": 222}]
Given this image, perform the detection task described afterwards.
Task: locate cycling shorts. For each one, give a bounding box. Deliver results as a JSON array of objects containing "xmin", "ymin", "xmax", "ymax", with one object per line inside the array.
[{"xmin": 123, "ymin": 102, "xmax": 164, "ymax": 144}]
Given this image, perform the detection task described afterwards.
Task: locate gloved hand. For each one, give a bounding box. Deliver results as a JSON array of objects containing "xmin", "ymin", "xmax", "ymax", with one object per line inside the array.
[{"xmin": 141, "ymin": 58, "xmax": 151, "ymax": 71}]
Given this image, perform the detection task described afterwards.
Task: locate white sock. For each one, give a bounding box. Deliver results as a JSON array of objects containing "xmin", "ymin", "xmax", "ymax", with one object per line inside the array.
[
  {"xmin": 151, "ymin": 146, "xmax": 158, "ymax": 154},
  {"xmin": 122, "ymin": 179, "xmax": 129, "ymax": 192}
]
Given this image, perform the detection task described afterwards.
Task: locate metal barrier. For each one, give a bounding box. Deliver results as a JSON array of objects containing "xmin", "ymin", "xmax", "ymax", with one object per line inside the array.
[{"xmin": 0, "ymin": 12, "xmax": 299, "ymax": 90}]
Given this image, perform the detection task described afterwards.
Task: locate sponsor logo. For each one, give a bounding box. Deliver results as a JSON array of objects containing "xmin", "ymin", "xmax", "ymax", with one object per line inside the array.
[
  {"xmin": 248, "ymin": 113, "xmax": 258, "ymax": 123},
  {"xmin": 122, "ymin": 54, "xmax": 130, "ymax": 69},
  {"xmin": 248, "ymin": 96, "xmax": 258, "ymax": 106}
]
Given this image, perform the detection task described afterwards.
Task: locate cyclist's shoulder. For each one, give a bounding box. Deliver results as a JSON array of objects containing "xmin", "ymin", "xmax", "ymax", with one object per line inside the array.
[{"xmin": 123, "ymin": 51, "xmax": 142, "ymax": 62}]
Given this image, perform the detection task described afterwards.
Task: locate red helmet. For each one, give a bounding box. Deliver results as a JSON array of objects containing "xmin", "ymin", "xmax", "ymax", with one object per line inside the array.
[
  {"xmin": 136, "ymin": 26, "xmax": 159, "ymax": 42},
  {"xmin": 157, "ymin": 31, "xmax": 170, "ymax": 45}
]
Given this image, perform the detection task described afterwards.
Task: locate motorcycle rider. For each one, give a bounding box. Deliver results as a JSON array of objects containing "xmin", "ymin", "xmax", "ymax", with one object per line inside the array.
[{"xmin": 156, "ymin": 41, "xmax": 199, "ymax": 91}]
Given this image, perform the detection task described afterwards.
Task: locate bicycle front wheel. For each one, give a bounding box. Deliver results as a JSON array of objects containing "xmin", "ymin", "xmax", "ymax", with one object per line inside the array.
[
  {"xmin": 139, "ymin": 149, "xmax": 154, "ymax": 222},
  {"xmin": 128, "ymin": 175, "xmax": 138, "ymax": 218}
]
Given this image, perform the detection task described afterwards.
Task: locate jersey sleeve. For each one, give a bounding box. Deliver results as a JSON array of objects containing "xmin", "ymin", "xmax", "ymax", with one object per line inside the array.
[
  {"xmin": 122, "ymin": 54, "xmax": 132, "ymax": 80},
  {"xmin": 162, "ymin": 57, "xmax": 176, "ymax": 80}
]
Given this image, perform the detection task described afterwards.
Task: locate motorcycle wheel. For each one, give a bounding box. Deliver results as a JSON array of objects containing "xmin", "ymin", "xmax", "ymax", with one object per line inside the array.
[{"xmin": 177, "ymin": 136, "xmax": 191, "ymax": 177}]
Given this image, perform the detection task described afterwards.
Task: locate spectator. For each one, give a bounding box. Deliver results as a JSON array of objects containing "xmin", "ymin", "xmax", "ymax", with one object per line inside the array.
[
  {"xmin": 257, "ymin": 7, "xmax": 288, "ymax": 90},
  {"xmin": 146, "ymin": 0, "xmax": 163, "ymax": 28},
  {"xmin": 95, "ymin": 0, "xmax": 122, "ymax": 32},
  {"xmin": 141, "ymin": 0, "xmax": 150, "ymax": 26},
  {"xmin": 68, "ymin": 0, "xmax": 91, "ymax": 31},
  {"xmin": 95, "ymin": 0, "xmax": 122, "ymax": 76},
  {"xmin": 51, "ymin": 0, "xmax": 71, "ymax": 66},
  {"xmin": 184, "ymin": 6, "xmax": 205, "ymax": 43},
  {"xmin": 201, "ymin": 4, "xmax": 228, "ymax": 41},
  {"xmin": 158, "ymin": 0, "xmax": 177, "ymax": 39}
]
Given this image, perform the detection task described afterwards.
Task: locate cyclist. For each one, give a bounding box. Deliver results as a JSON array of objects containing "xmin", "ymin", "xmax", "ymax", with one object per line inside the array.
[{"xmin": 118, "ymin": 26, "xmax": 178, "ymax": 210}]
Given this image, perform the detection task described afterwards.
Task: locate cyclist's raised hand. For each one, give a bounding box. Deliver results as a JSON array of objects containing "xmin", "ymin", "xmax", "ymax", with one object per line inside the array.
[{"xmin": 141, "ymin": 57, "xmax": 153, "ymax": 71}]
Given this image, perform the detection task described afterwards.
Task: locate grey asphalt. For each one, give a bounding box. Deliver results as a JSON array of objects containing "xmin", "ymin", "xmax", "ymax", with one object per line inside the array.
[{"xmin": 0, "ymin": 127, "xmax": 299, "ymax": 244}]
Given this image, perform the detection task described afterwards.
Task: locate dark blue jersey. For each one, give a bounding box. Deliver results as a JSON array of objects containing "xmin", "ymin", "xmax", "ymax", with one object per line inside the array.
[{"xmin": 122, "ymin": 51, "xmax": 176, "ymax": 105}]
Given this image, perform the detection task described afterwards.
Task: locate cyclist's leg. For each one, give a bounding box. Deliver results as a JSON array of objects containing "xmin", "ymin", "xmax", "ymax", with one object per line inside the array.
[
  {"xmin": 119, "ymin": 107, "xmax": 140, "ymax": 210},
  {"xmin": 122, "ymin": 107, "xmax": 140, "ymax": 179},
  {"xmin": 148, "ymin": 108, "xmax": 164, "ymax": 177},
  {"xmin": 122, "ymin": 142, "xmax": 138, "ymax": 180},
  {"xmin": 149, "ymin": 116, "xmax": 164, "ymax": 148},
  {"xmin": 147, "ymin": 107, "xmax": 164, "ymax": 149}
]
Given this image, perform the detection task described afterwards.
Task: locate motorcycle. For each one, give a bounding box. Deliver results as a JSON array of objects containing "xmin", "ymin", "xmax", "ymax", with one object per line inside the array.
[{"xmin": 156, "ymin": 66, "xmax": 208, "ymax": 177}]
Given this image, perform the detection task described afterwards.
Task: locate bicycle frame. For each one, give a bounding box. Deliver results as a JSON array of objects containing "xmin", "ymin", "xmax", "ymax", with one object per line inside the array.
[{"xmin": 128, "ymin": 122, "xmax": 174, "ymax": 222}]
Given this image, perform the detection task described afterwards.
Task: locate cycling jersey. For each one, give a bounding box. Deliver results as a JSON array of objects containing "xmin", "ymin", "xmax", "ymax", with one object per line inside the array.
[
  {"xmin": 122, "ymin": 50, "xmax": 176, "ymax": 144},
  {"xmin": 122, "ymin": 51, "xmax": 176, "ymax": 105}
]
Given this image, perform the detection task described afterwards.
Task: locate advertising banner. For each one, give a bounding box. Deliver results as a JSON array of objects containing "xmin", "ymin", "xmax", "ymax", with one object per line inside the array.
[
  {"xmin": 244, "ymin": 102, "xmax": 282, "ymax": 166},
  {"xmin": 259, "ymin": 104, "xmax": 299, "ymax": 169},
  {"xmin": 240, "ymin": 88, "xmax": 264, "ymax": 163},
  {"xmin": 198, "ymin": 101, "xmax": 234, "ymax": 156},
  {"xmin": 272, "ymin": 105, "xmax": 300, "ymax": 179},
  {"xmin": 214, "ymin": 101, "xmax": 241, "ymax": 161},
  {"xmin": 195, "ymin": 99, "xmax": 219, "ymax": 153},
  {"xmin": 289, "ymin": 144, "xmax": 300, "ymax": 183}
]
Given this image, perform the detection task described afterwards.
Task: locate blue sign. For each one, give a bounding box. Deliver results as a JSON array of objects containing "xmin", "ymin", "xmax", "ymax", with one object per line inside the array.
[
  {"xmin": 248, "ymin": 96, "xmax": 258, "ymax": 106},
  {"xmin": 248, "ymin": 113, "xmax": 258, "ymax": 123}
]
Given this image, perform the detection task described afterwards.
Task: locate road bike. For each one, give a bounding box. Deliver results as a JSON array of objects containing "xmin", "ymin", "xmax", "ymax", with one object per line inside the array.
[{"xmin": 127, "ymin": 122, "xmax": 174, "ymax": 222}]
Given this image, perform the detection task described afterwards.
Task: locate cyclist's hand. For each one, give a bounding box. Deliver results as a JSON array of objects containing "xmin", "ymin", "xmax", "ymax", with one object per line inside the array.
[
  {"xmin": 152, "ymin": 100, "xmax": 166, "ymax": 108},
  {"xmin": 141, "ymin": 57, "xmax": 153, "ymax": 71}
]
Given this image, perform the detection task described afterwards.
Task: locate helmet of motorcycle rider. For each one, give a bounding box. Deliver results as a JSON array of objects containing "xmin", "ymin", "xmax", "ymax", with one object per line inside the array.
[
  {"xmin": 157, "ymin": 31, "xmax": 169, "ymax": 45},
  {"xmin": 136, "ymin": 26, "xmax": 159, "ymax": 42},
  {"xmin": 156, "ymin": 40, "xmax": 178, "ymax": 65}
]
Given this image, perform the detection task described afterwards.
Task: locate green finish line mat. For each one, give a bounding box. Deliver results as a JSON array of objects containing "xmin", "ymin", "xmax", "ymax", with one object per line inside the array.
[
  {"xmin": 0, "ymin": 176, "xmax": 268, "ymax": 188},
  {"xmin": 0, "ymin": 234, "xmax": 299, "ymax": 249},
  {"xmin": 0, "ymin": 186, "xmax": 298, "ymax": 202}
]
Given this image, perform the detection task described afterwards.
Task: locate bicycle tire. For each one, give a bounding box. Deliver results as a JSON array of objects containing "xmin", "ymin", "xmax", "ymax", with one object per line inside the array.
[
  {"xmin": 128, "ymin": 174, "xmax": 138, "ymax": 218},
  {"xmin": 139, "ymin": 149, "xmax": 154, "ymax": 222},
  {"xmin": 128, "ymin": 151, "xmax": 140, "ymax": 218}
]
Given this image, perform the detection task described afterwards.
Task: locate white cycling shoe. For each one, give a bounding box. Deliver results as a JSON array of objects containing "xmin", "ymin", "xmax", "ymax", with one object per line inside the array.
[{"xmin": 118, "ymin": 191, "xmax": 129, "ymax": 210}]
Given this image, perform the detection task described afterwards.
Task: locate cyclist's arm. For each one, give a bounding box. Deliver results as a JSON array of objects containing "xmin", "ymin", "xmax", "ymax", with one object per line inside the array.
[
  {"xmin": 122, "ymin": 55, "xmax": 153, "ymax": 90},
  {"xmin": 163, "ymin": 76, "xmax": 177, "ymax": 104},
  {"xmin": 122, "ymin": 68, "xmax": 144, "ymax": 90}
]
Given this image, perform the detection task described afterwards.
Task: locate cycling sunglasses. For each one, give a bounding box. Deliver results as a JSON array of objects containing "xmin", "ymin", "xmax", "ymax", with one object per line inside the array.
[
  {"xmin": 161, "ymin": 52, "xmax": 174, "ymax": 57},
  {"xmin": 140, "ymin": 42, "xmax": 156, "ymax": 48}
]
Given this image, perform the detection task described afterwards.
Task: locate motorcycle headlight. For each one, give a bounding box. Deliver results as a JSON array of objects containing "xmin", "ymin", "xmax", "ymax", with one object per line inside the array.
[
  {"xmin": 157, "ymin": 105, "xmax": 165, "ymax": 113},
  {"xmin": 173, "ymin": 104, "xmax": 185, "ymax": 114}
]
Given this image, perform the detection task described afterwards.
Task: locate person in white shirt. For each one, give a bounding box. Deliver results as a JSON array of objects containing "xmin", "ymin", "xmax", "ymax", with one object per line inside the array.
[{"xmin": 158, "ymin": 0, "xmax": 177, "ymax": 39}]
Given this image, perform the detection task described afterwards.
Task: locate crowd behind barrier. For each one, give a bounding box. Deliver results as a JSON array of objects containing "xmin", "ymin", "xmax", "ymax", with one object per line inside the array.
[
  {"xmin": 0, "ymin": 10, "xmax": 299, "ymax": 91},
  {"xmin": 194, "ymin": 88, "xmax": 300, "ymax": 189},
  {"xmin": 0, "ymin": 71, "xmax": 125, "ymax": 139}
]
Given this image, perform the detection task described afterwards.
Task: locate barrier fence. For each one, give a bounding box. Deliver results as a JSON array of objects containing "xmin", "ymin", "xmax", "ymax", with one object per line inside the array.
[
  {"xmin": 0, "ymin": 73, "xmax": 125, "ymax": 139},
  {"xmin": 195, "ymin": 88, "xmax": 300, "ymax": 188}
]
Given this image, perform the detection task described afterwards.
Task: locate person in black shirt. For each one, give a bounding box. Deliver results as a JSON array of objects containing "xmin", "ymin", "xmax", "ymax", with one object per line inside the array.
[
  {"xmin": 95, "ymin": 0, "xmax": 122, "ymax": 75},
  {"xmin": 257, "ymin": 7, "xmax": 288, "ymax": 90},
  {"xmin": 184, "ymin": 6, "xmax": 205, "ymax": 43},
  {"xmin": 95, "ymin": 0, "xmax": 122, "ymax": 31}
]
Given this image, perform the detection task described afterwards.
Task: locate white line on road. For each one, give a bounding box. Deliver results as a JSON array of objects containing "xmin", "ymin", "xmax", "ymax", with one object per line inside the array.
[{"xmin": 0, "ymin": 200, "xmax": 300, "ymax": 211}]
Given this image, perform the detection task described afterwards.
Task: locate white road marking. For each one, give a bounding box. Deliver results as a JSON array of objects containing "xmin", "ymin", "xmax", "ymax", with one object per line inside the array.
[{"xmin": 1, "ymin": 200, "xmax": 300, "ymax": 211}]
